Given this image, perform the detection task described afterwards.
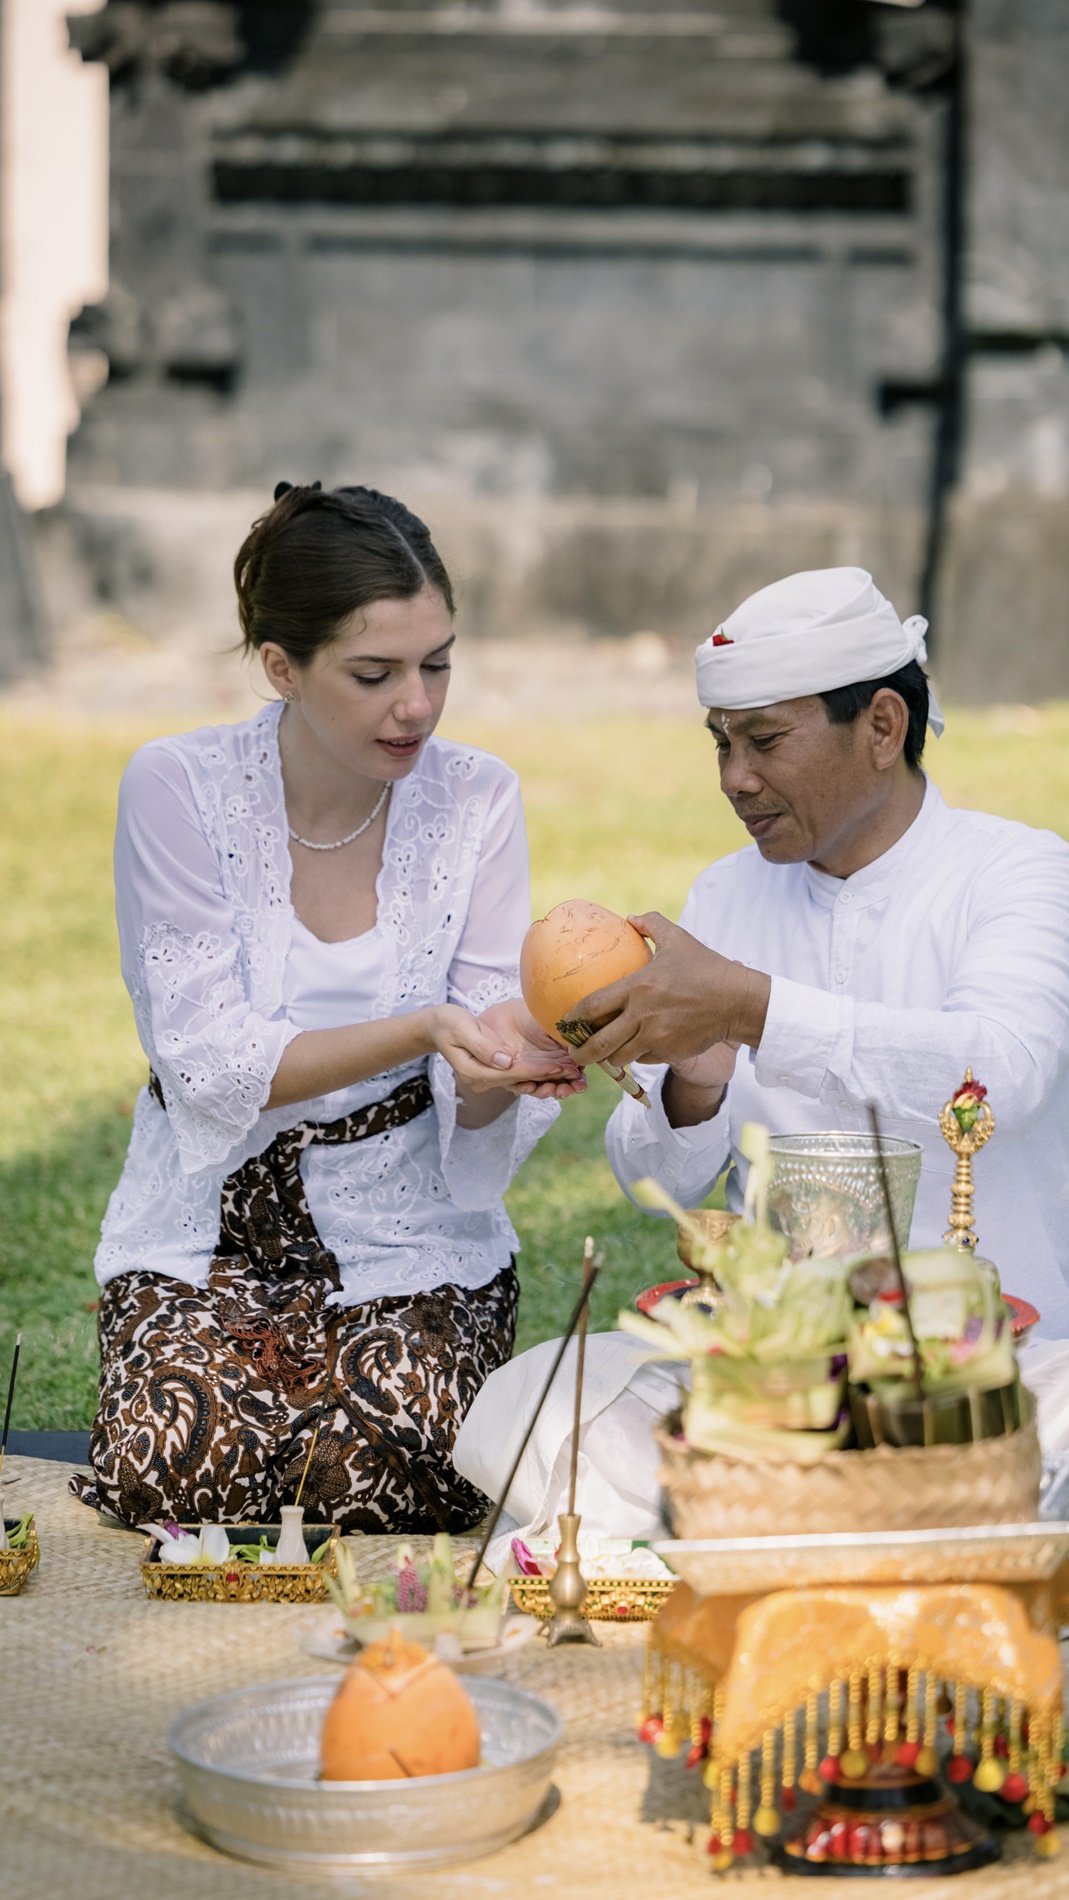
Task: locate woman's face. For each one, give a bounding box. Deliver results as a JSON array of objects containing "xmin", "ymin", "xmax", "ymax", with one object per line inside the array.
[{"xmin": 263, "ymin": 585, "xmax": 455, "ymax": 782}]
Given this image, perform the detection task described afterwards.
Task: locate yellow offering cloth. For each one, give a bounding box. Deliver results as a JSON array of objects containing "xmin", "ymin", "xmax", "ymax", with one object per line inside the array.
[{"xmin": 655, "ymin": 1579, "xmax": 1065, "ymax": 1764}]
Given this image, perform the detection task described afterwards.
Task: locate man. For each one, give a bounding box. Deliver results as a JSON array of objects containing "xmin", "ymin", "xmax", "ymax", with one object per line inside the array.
[{"xmin": 568, "ymin": 567, "xmax": 1069, "ymax": 1336}]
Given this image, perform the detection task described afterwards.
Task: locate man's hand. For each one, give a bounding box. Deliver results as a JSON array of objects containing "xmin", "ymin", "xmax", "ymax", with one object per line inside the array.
[
  {"xmin": 663, "ymin": 1041, "xmax": 740, "ymax": 1128},
  {"xmin": 559, "ymin": 912, "xmax": 771, "ymax": 1069}
]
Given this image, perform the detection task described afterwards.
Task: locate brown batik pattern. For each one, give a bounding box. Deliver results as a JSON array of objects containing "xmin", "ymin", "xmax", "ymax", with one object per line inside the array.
[{"xmin": 71, "ymin": 1073, "xmax": 518, "ymax": 1532}]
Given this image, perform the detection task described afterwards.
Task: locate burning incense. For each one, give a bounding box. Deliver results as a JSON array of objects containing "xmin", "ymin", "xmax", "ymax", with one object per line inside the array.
[
  {"xmin": 465, "ymin": 1257, "xmax": 601, "ymax": 1594},
  {"xmin": 0, "ymin": 1332, "xmax": 22, "ymax": 1485},
  {"xmin": 867, "ymin": 1104, "xmax": 925, "ymax": 1401},
  {"xmin": 547, "ymin": 1236, "xmax": 602, "ymax": 1648},
  {"xmin": 566, "ymin": 1237, "xmax": 596, "ymax": 1518},
  {"xmin": 293, "ymin": 1327, "xmax": 344, "ymax": 1511}
]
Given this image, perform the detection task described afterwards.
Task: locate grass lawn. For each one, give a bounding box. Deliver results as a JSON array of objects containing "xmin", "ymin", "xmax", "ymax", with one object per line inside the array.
[{"xmin": 2, "ymin": 700, "xmax": 1068, "ymax": 1426}]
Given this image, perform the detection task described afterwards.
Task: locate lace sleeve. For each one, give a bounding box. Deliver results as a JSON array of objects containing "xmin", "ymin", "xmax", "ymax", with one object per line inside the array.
[
  {"xmin": 430, "ymin": 764, "xmax": 558, "ymax": 1208},
  {"xmin": 115, "ymin": 742, "xmax": 301, "ymax": 1175}
]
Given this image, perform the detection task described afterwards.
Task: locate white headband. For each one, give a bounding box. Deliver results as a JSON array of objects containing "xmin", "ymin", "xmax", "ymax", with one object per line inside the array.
[{"xmin": 695, "ymin": 566, "xmax": 944, "ymax": 737}]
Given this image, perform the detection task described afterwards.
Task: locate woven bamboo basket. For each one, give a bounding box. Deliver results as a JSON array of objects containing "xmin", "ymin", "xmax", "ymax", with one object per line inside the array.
[
  {"xmin": 657, "ymin": 1396, "xmax": 1041, "ymax": 1539},
  {"xmin": 1, "ymin": 1517, "xmax": 40, "ymax": 1595}
]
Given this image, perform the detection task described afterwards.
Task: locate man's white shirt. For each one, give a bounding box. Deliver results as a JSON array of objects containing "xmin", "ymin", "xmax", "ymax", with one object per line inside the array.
[{"xmin": 605, "ymin": 779, "xmax": 1069, "ymax": 1337}]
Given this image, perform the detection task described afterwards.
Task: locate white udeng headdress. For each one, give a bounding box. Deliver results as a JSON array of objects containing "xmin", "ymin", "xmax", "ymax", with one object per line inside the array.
[{"xmin": 694, "ymin": 566, "xmax": 944, "ymax": 736}]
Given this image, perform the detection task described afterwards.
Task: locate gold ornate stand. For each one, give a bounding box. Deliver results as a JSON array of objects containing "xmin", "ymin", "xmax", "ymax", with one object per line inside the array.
[
  {"xmin": 938, "ymin": 1069, "xmax": 995, "ymax": 1252},
  {"xmin": 544, "ymin": 1512, "xmax": 601, "ymax": 1647}
]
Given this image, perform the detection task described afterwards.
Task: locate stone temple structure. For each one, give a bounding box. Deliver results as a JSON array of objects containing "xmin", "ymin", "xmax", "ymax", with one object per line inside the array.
[{"xmin": 55, "ymin": 1, "xmax": 1069, "ymax": 701}]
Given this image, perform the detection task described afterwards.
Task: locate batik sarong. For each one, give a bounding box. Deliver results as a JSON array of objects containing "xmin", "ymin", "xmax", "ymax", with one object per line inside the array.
[{"xmin": 71, "ymin": 1075, "xmax": 518, "ymax": 1531}]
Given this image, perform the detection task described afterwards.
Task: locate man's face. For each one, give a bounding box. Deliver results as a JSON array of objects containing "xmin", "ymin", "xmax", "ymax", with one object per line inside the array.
[{"xmin": 705, "ymin": 696, "xmax": 888, "ymax": 869}]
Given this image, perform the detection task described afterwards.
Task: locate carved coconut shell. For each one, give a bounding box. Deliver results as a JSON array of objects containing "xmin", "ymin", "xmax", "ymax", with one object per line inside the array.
[{"xmin": 319, "ymin": 1631, "xmax": 481, "ymax": 1781}]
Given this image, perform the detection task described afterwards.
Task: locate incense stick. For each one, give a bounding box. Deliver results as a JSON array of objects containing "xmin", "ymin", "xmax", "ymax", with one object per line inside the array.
[
  {"xmin": 566, "ymin": 1238, "xmax": 596, "ymax": 1518},
  {"xmin": 293, "ymin": 1327, "xmax": 344, "ymax": 1510},
  {"xmin": 0, "ymin": 1332, "xmax": 22, "ymax": 1484},
  {"xmin": 867, "ymin": 1104, "xmax": 925, "ymax": 1400},
  {"xmin": 465, "ymin": 1259, "xmax": 601, "ymax": 1594}
]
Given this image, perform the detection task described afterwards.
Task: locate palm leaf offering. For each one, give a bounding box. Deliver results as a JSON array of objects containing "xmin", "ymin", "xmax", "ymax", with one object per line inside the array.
[
  {"xmin": 847, "ymin": 1248, "xmax": 1015, "ymax": 1399},
  {"xmin": 4, "ymin": 1511, "xmax": 34, "ymax": 1550},
  {"xmin": 621, "ymin": 1126, "xmax": 851, "ymax": 1461},
  {"xmin": 622, "ymin": 1120, "xmax": 1020, "ymax": 1462},
  {"xmin": 327, "ymin": 1532, "xmax": 508, "ymax": 1647}
]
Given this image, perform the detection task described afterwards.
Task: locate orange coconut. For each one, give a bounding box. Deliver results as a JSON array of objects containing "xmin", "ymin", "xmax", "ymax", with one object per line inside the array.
[
  {"xmin": 319, "ymin": 1631, "xmax": 481, "ymax": 1781},
  {"xmin": 520, "ymin": 898, "xmax": 652, "ymax": 1043}
]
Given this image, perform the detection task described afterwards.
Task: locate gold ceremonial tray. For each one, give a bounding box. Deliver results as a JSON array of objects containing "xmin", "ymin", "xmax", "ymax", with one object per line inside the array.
[
  {"xmin": 509, "ymin": 1576, "xmax": 676, "ymax": 1622},
  {"xmin": 141, "ymin": 1523, "xmax": 339, "ymax": 1604},
  {"xmin": 0, "ymin": 1516, "xmax": 39, "ymax": 1596},
  {"xmin": 654, "ymin": 1521, "xmax": 1069, "ymax": 1597}
]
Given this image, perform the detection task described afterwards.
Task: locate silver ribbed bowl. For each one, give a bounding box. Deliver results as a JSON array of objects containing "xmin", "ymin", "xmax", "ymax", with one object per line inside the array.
[
  {"xmin": 768, "ymin": 1131, "xmax": 922, "ymax": 1259},
  {"xmin": 169, "ymin": 1674, "xmax": 562, "ymax": 1873}
]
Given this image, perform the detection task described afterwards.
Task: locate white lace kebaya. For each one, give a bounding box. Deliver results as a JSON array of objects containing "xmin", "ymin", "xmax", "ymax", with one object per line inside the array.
[{"xmin": 95, "ymin": 701, "xmax": 558, "ymax": 1304}]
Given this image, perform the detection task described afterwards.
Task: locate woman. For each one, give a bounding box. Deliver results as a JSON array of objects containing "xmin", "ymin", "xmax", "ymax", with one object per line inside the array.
[{"xmin": 72, "ymin": 482, "xmax": 582, "ymax": 1533}]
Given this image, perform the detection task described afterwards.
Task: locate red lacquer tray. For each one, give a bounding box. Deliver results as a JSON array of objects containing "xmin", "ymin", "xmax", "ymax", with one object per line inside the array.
[{"xmin": 635, "ymin": 1280, "xmax": 1040, "ymax": 1342}]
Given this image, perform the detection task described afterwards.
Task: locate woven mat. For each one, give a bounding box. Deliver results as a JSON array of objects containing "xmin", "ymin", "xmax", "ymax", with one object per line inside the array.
[{"xmin": 1, "ymin": 1457, "xmax": 1065, "ymax": 1900}]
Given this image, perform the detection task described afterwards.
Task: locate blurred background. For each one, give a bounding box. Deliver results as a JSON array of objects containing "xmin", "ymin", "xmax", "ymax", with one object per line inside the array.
[{"xmin": 2, "ymin": 0, "xmax": 1068, "ymax": 1426}]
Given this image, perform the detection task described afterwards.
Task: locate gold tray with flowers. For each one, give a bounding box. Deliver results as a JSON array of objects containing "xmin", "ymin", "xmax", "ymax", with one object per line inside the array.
[
  {"xmin": 508, "ymin": 1574, "xmax": 676, "ymax": 1622},
  {"xmin": 141, "ymin": 1522, "xmax": 339, "ymax": 1604},
  {"xmin": 507, "ymin": 1538, "xmax": 677, "ymax": 1621},
  {"xmin": 1, "ymin": 1514, "xmax": 39, "ymax": 1595}
]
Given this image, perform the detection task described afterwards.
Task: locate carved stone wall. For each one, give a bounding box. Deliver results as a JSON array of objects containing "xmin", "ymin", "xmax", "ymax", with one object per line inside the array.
[
  {"xmin": 937, "ymin": 0, "xmax": 1069, "ymax": 701},
  {"xmin": 58, "ymin": 1, "xmax": 1068, "ymax": 698}
]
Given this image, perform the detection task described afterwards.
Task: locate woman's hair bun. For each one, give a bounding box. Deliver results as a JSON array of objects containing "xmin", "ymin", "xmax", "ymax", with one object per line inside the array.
[
  {"xmin": 236, "ymin": 482, "xmax": 454, "ymax": 663},
  {"xmin": 273, "ymin": 479, "xmax": 322, "ymax": 501}
]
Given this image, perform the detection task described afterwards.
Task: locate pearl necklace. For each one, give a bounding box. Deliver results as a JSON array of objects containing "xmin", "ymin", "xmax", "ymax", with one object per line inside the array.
[{"xmin": 288, "ymin": 782, "xmax": 390, "ymax": 851}]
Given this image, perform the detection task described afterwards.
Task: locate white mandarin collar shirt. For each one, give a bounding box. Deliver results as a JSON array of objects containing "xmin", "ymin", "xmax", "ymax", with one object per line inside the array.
[{"xmin": 606, "ymin": 779, "xmax": 1069, "ymax": 1337}]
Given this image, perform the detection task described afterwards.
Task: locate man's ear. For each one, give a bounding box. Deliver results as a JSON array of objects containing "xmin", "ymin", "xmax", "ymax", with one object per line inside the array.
[{"xmin": 867, "ymin": 688, "xmax": 909, "ymax": 770}]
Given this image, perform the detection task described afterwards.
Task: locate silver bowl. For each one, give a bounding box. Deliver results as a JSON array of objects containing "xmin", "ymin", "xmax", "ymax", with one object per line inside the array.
[
  {"xmin": 768, "ymin": 1131, "xmax": 922, "ymax": 1259},
  {"xmin": 169, "ymin": 1674, "xmax": 562, "ymax": 1874}
]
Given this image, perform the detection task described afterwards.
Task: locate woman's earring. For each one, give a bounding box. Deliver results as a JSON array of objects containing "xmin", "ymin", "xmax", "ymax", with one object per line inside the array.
[{"xmin": 283, "ymin": 691, "xmax": 295, "ymax": 703}]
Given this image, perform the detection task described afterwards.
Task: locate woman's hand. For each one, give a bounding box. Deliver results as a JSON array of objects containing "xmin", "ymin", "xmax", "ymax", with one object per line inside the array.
[
  {"xmin": 472, "ymin": 997, "xmax": 587, "ymax": 1100},
  {"xmin": 428, "ymin": 1001, "xmax": 583, "ymax": 1098}
]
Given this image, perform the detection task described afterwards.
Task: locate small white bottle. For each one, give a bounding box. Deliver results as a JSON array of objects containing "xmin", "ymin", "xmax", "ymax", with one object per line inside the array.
[{"xmin": 273, "ymin": 1503, "xmax": 307, "ymax": 1565}]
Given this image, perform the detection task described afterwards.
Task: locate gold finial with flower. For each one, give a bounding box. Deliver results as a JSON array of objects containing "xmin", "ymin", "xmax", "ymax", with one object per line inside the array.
[{"xmin": 938, "ymin": 1069, "xmax": 995, "ymax": 1252}]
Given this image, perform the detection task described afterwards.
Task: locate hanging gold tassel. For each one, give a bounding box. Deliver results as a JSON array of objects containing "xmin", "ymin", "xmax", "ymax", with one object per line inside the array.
[
  {"xmin": 781, "ymin": 1703, "xmax": 798, "ymax": 1812},
  {"xmin": 883, "ymin": 1662, "xmax": 902, "ymax": 1751},
  {"xmin": 753, "ymin": 1727, "xmax": 780, "ymax": 1836},
  {"xmin": 895, "ymin": 1663, "xmax": 921, "ymax": 1769},
  {"xmin": 799, "ymin": 1689, "xmax": 822, "ymax": 1795},
  {"xmin": 687, "ymin": 1675, "xmax": 712, "ymax": 1771},
  {"xmin": 709, "ymin": 1761, "xmax": 735, "ymax": 1872},
  {"xmin": 703, "ymin": 1683, "xmax": 724, "ymax": 1790},
  {"xmin": 733, "ymin": 1745, "xmax": 754, "ymax": 1855},
  {"xmin": 820, "ymin": 1677, "xmax": 845, "ymax": 1784},
  {"xmin": 974, "ymin": 1687, "xmax": 1006, "ymax": 1792},
  {"xmin": 916, "ymin": 1671, "xmax": 938, "ymax": 1778},
  {"xmin": 841, "ymin": 1669, "xmax": 868, "ymax": 1780},
  {"xmin": 946, "ymin": 1679, "xmax": 973, "ymax": 1784},
  {"xmin": 655, "ymin": 1660, "xmax": 684, "ymax": 1758},
  {"xmin": 1002, "ymin": 1697, "xmax": 1028, "ymax": 1804},
  {"xmin": 1027, "ymin": 1711, "xmax": 1061, "ymax": 1856},
  {"xmin": 865, "ymin": 1664, "xmax": 883, "ymax": 1765}
]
